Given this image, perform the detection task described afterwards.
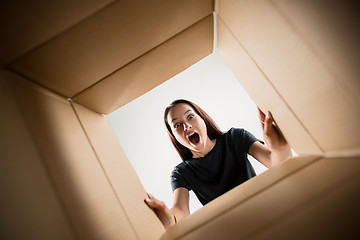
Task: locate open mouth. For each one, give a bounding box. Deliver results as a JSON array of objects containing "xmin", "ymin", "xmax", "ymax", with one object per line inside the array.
[{"xmin": 188, "ymin": 132, "xmax": 200, "ymax": 145}]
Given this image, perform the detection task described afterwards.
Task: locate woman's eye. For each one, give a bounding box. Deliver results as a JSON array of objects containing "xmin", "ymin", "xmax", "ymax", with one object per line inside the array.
[
  {"xmin": 174, "ymin": 123, "xmax": 180, "ymax": 128},
  {"xmin": 188, "ymin": 114, "xmax": 194, "ymax": 120}
]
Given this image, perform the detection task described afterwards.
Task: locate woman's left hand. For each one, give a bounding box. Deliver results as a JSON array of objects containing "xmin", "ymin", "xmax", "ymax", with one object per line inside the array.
[{"xmin": 144, "ymin": 193, "xmax": 176, "ymax": 229}]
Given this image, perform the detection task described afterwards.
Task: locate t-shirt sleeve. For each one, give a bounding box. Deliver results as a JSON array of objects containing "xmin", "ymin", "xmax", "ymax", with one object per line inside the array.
[
  {"xmin": 170, "ymin": 166, "xmax": 191, "ymax": 192},
  {"xmin": 229, "ymin": 128, "xmax": 264, "ymax": 153}
]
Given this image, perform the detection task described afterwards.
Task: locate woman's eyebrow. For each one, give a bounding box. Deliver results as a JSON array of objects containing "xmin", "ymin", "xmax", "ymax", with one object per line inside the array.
[{"xmin": 184, "ymin": 109, "xmax": 191, "ymax": 115}]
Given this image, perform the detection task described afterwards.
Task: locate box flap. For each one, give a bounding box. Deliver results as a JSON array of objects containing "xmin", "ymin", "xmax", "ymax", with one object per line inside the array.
[
  {"xmin": 71, "ymin": 102, "xmax": 165, "ymax": 240},
  {"xmin": 161, "ymin": 155, "xmax": 360, "ymax": 239},
  {"xmin": 73, "ymin": 14, "xmax": 214, "ymax": 115},
  {"xmin": 0, "ymin": 0, "xmax": 114, "ymax": 66},
  {"xmin": 9, "ymin": 0, "xmax": 214, "ymax": 97},
  {"xmin": 216, "ymin": 0, "xmax": 360, "ymax": 156},
  {"xmin": 2, "ymin": 71, "xmax": 139, "ymax": 239},
  {"xmin": 217, "ymin": 17, "xmax": 323, "ymax": 156},
  {"xmin": 0, "ymin": 70, "xmax": 76, "ymax": 239}
]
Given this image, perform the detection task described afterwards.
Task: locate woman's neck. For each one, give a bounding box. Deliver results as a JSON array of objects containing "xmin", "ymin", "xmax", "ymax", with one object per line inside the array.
[{"xmin": 191, "ymin": 138, "xmax": 217, "ymax": 158}]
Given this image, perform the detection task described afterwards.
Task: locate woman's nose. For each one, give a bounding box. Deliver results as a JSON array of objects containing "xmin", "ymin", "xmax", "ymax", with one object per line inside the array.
[{"xmin": 183, "ymin": 123, "xmax": 192, "ymax": 131}]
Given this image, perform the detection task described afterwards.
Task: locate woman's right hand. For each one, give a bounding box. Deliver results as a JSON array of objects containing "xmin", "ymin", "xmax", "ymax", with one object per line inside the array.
[{"xmin": 144, "ymin": 193, "xmax": 176, "ymax": 229}]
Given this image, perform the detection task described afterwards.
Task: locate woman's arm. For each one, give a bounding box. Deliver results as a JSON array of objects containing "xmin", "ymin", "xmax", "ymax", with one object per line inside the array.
[
  {"xmin": 145, "ymin": 188, "xmax": 190, "ymax": 229},
  {"xmin": 170, "ymin": 187, "xmax": 190, "ymax": 222},
  {"xmin": 249, "ymin": 108, "xmax": 292, "ymax": 168}
]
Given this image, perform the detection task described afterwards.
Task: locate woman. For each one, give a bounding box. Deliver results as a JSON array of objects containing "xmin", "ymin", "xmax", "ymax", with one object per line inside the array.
[{"xmin": 145, "ymin": 99, "xmax": 292, "ymax": 229}]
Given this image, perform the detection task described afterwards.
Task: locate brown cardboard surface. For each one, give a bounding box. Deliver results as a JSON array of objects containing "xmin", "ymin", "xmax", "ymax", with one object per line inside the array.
[
  {"xmin": 73, "ymin": 14, "xmax": 214, "ymax": 115},
  {"xmin": 0, "ymin": 0, "xmax": 114, "ymax": 66},
  {"xmin": 9, "ymin": 0, "xmax": 213, "ymax": 97},
  {"xmin": 272, "ymin": 0, "xmax": 360, "ymax": 100},
  {"xmin": 251, "ymin": 174, "xmax": 360, "ymax": 239},
  {"xmin": 161, "ymin": 156, "xmax": 360, "ymax": 240},
  {"xmin": 5, "ymin": 72, "xmax": 138, "ymax": 239},
  {"xmin": 216, "ymin": 0, "xmax": 360, "ymax": 156},
  {"xmin": 217, "ymin": 17, "xmax": 323, "ymax": 156},
  {"xmin": 72, "ymin": 102, "xmax": 165, "ymax": 240},
  {"xmin": 0, "ymin": 71, "xmax": 76, "ymax": 239}
]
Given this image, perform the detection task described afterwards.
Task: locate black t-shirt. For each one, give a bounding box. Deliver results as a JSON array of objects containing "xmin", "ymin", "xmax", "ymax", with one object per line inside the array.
[{"xmin": 170, "ymin": 128, "xmax": 263, "ymax": 205}]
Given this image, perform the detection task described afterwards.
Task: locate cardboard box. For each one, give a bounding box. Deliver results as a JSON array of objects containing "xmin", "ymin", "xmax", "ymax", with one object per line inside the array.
[{"xmin": 1, "ymin": 0, "xmax": 359, "ymax": 239}]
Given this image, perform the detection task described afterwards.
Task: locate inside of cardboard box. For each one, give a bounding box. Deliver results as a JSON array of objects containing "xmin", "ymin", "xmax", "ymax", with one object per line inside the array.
[{"xmin": 2, "ymin": 0, "xmax": 360, "ymax": 238}]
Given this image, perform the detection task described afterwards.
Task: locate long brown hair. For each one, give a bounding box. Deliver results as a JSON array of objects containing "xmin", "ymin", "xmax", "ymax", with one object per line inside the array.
[{"xmin": 164, "ymin": 99, "xmax": 223, "ymax": 161}]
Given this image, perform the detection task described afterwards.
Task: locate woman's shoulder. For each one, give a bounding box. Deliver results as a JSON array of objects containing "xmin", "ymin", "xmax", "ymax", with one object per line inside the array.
[
  {"xmin": 224, "ymin": 127, "xmax": 264, "ymax": 152},
  {"xmin": 171, "ymin": 161, "xmax": 192, "ymax": 178},
  {"xmin": 223, "ymin": 127, "xmax": 247, "ymax": 139},
  {"xmin": 172, "ymin": 161, "xmax": 188, "ymax": 172},
  {"xmin": 223, "ymin": 127, "xmax": 259, "ymax": 146},
  {"xmin": 172, "ymin": 157, "xmax": 201, "ymax": 173}
]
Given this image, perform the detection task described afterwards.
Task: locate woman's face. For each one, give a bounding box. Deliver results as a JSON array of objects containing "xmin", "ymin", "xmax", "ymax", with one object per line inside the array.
[{"xmin": 167, "ymin": 103, "xmax": 210, "ymax": 156}]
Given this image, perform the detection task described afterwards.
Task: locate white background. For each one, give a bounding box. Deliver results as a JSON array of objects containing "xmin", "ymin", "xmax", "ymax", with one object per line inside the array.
[{"xmin": 106, "ymin": 50, "xmax": 268, "ymax": 213}]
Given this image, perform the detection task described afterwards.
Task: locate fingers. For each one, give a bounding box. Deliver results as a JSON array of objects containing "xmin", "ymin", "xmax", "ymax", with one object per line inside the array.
[
  {"xmin": 263, "ymin": 111, "xmax": 274, "ymax": 137},
  {"xmin": 145, "ymin": 193, "xmax": 154, "ymax": 208},
  {"xmin": 146, "ymin": 193, "xmax": 159, "ymax": 208},
  {"xmin": 257, "ymin": 108, "xmax": 289, "ymax": 150},
  {"xmin": 145, "ymin": 196, "xmax": 156, "ymax": 208},
  {"xmin": 145, "ymin": 194, "xmax": 166, "ymax": 211},
  {"xmin": 258, "ymin": 107, "xmax": 273, "ymax": 133},
  {"xmin": 257, "ymin": 107, "xmax": 265, "ymax": 130},
  {"xmin": 144, "ymin": 194, "xmax": 175, "ymax": 229}
]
